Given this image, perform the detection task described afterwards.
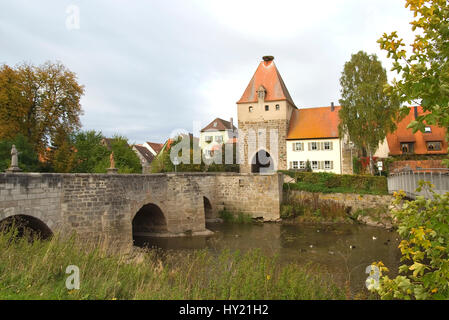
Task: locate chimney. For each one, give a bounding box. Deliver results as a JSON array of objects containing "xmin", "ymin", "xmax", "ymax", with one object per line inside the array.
[
  {"xmin": 414, "ymin": 106, "xmax": 418, "ymax": 119},
  {"xmin": 331, "ymin": 102, "xmax": 335, "ymax": 112}
]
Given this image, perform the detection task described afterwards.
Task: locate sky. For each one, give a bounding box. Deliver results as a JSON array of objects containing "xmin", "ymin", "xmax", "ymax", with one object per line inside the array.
[{"xmin": 0, "ymin": 0, "xmax": 416, "ymax": 144}]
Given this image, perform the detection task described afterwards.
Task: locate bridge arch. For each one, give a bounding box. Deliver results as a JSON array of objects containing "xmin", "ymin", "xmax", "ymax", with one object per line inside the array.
[
  {"xmin": 203, "ymin": 196, "xmax": 213, "ymax": 222},
  {"xmin": 132, "ymin": 203, "xmax": 168, "ymax": 239},
  {"xmin": 251, "ymin": 149, "xmax": 275, "ymax": 173},
  {"xmin": 0, "ymin": 214, "xmax": 53, "ymax": 240}
]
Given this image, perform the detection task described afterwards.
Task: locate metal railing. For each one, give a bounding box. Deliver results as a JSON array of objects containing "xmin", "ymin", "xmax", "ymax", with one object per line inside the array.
[{"xmin": 388, "ymin": 168, "xmax": 449, "ymax": 199}]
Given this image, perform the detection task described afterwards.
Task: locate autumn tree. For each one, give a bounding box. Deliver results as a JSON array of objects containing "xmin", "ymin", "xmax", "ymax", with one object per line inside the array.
[
  {"xmin": 0, "ymin": 61, "xmax": 84, "ymax": 153},
  {"xmin": 47, "ymin": 128, "xmax": 77, "ymax": 173},
  {"xmin": 378, "ymin": 0, "xmax": 449, "ymax": 165},
  {"xmin": 338, "ymin": 51, "xmax": 401, "ymax": 175}
]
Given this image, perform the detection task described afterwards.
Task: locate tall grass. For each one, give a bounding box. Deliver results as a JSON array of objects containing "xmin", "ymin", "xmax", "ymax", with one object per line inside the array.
[{"xmin": 0, "ymin": 228, "xmax": 345, "ymax": 300}]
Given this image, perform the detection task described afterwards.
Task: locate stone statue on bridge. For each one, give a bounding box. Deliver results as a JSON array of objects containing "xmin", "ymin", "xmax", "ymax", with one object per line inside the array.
[
  {"xmin": 6, "ymin": 145, "xmax": 22, "ymax": 173},
  {"xmin": 107, "ymin": 151, "xmax": 118, "ymax": 174}
]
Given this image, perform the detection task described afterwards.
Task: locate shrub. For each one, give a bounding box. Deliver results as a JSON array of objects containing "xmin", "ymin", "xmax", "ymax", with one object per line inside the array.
[
  {"xmin": 280, "ymin": 171, "xmax": 388, "ymax": 195},
  {"xmin": 372, "ymin": 182, "xmax": 449, "ymax": 300}
]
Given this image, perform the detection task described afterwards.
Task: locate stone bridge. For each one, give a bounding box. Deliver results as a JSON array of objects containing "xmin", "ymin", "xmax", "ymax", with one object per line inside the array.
[{"xmin": 0, "ymin": 172, "xmax": 283, "ymax": 246}]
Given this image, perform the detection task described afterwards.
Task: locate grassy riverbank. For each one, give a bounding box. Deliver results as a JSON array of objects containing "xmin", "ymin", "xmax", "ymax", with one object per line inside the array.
[{"xmin": 0, "ymin": 229, "xmax": 345, "ymax": 300}]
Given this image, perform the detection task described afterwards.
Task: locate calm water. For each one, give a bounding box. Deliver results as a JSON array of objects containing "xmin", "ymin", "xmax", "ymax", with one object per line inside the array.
[{"xmin": 134, "ymin": 222, "xmax": 402, "ymax": 293}]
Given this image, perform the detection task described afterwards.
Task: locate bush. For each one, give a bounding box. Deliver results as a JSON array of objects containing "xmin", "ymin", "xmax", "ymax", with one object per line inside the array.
[
  {"xmin": 372, "ymin": 182, "xmax": 449, "ymax": 300},
  {"xmin": 280, "ymin": 171, "xmax": 388, "ymax": 195},
  {"xmin": 218, "ymin": 210, "xmax": 253, "ymax": 224}
]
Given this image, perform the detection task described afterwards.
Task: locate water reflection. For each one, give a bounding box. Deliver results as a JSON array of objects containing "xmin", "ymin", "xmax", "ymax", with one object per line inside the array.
[{"xmin": 134, "ymin": 222, "xmax": 401, "ymax": 293}]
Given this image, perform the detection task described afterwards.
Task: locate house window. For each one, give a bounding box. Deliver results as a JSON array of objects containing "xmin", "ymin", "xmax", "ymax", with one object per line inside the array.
[
  {"xmin": 324, "ymin": 142, "xmax": 331, "ymax": 150},
  {"xmin": 299, "ymin": 161, "xmax": 306, "ymax": 169},
  {"xmin": 310, "ymin": 142, "xmax": 318, "ymax": 151},
  {"xmin": 325, "ymin": 161, "xmax": 332, "ymax": 170},
  {"xmin": 293, "ymin": 142, "xmax": 303, "ymax": 151},
  {"xmin": 427, "ymin": 141, "xmax": 442, "ymax": 151},
  {"xmin": 213, "ymin": 122, "xmax": 217, "ymax": 127},
  {"xmin": 205, "ymin": 136, "xmax": 213, "ymax": 143},
  {"xmin": 249, "ymin": 106, "xmax": 253, "ymax": 112},
  {"xmin": 312, "ymin": 161, "xmax": 318, "ymax": 170},
  {"xmin": 265, "ymin": 105, "xmax": 269, "ymax": 111},
  {"xmin": 215, "ymin": 136, "xmax": 223, "ymax": 143},
  {"xmin": 401, "ymin": 143, "xmax": 414, "ymax": 154},
  {"xmin": 275, "ymin": 104, "xmax": 280, "ymax": 111},
  {"xmin": 292, "ymin": 161, "xmax": 298, "ymax": 169},
  {"xmin": 425, "ymin": 127, "xmax": 432, "ymax": 133}
]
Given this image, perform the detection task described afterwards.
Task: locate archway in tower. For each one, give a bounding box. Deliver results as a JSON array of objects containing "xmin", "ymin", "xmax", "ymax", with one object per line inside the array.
[
  {"xmin": 0, "ymin": 214, "xmax": 53, "ymax": 240},
  {"xmin": 132, "ymin": 203, "xmax": 168, "ymax": 241},
  {"xmin": 251, "ymin": 150, "xmax": 274, "ymax": 173}
]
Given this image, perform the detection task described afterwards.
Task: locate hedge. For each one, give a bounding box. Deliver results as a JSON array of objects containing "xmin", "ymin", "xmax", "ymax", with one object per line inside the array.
[{"xmin": 280, "ymin": 171, "xmax": 388, "ymax": 195}]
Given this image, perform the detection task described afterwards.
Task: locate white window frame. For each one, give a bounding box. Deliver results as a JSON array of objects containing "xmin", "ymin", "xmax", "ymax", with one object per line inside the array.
[
  {"xmin": 299, "ymin": 161, "xmax": 306, "ymax": 169},
  {"xmin": 293, "ymin": 142, "xmax": 303, "ymax": 151},
  {"xmin": 325, "ymin": 161, "xmax": 332, "ymax": 170},
  {"xmin": 292, "ymin": 161, "xmax": 298, "ymax": 169},
  {"xmin": 312, "ymin": 161, "xmax": 318, "ymax": 170},
  {"xmin": 311, "ymin": 142, "xmax": 318, "ymax": 151},
  {"xmin": 324, "ymin": 141, "xmax": 331, "ymax": 150},
  {"xmin": 205, "ymin": 136, "xmax": 213, "ymax": 143},
  {"xmin": 215, "ymin": 136, "xmax": 223, "ymax": 143}
]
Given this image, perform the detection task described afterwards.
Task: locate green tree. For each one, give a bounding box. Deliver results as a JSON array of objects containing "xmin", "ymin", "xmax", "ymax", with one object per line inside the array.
[
  {"xmin": 0, "ymin": 134, "xmax": 42, "ymax": 172},
  {"xmin": 378, "ymin": 0, "xmax": 449, "ymax": 166},
  {"xmin": 94, "ymin": 136, "xmax": 142, "ymax": 174},
  {"xmin": 0, "ymin": 61, "xmax": 84, "ymax": 154},
  {"xmin": 338, "ymin": 51, "xmax": 401, "ymax": 175},
  {"xmin": 72, "ymin": 130, "xmax": 110, "ymax": 173}
]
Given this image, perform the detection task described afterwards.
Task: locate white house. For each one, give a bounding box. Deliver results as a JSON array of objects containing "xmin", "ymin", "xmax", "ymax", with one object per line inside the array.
[
  {"xmin": 200, "ymin": 118, "xmax": 237, "ymax": 158},
  {"xmin": 286, "ymin": 105, "xmax": 346, "ymax": 174}
]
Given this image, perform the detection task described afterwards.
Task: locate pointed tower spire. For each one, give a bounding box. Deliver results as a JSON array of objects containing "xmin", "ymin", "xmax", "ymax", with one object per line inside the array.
[{"xmin": 237, "ymin": 56, "xmax": 296, "ymax": 107}]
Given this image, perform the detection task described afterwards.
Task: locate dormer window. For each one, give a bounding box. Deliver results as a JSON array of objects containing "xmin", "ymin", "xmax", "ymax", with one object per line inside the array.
[
  {"xmin": 257, "ymin": 86, "xmax": 266, "ymax": 101},
  {"xmin": 401, "ymin": 143, "xmax": 414, "ymax": 154},
  {"xmin": 249, "ymin": 106, "xmax": 253, "ymax": 113},
  {"xmin": 275, "ymin": 104, "xmax": 280, "ymax": 111},
  {"xmin": 265, "ymin": 105, "xmax": 269, "ymax": 111},
  {"xmin": 425, "ymin": 126, "xmax": 432, "ymax": 133},
  {"xmin": 213, "ymin": 122, "xmax": 217, "ymax": 127},
  {"xmin": 427, "ymin": 141, "xmax": 441, "ymax": 151}
]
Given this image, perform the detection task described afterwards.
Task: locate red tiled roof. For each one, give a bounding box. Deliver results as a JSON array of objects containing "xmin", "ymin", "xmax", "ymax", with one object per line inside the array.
[
  {"xmin": 146, "ymin": 142, "xmax": 163, "ymax": 154},
  {"xmin": 287, "ymin": 106, "xmax": 341, "ymax": 140},
  {"xmin": 387, "ymin": 106, "xmax": 448, "ymax": 155},
  {"xmin": 201, "ymin": 118, "xmax": 237, "ymax": 132},
  {"xmin": 237, "ymin": 56, "xmax": 296, "ymax": 106}
]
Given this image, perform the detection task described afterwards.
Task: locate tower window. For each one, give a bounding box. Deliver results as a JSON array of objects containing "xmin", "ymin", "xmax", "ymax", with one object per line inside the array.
[
  {"xmin": 265, "ymin": 105, "xmax": 269, "ymax": 111},
  {"xmin": 249, "ymin": 106, "xmax": 253, "ymax": 113},
  {"xmin": 275, "ymin": 104, "xmax": 280, "ymax": 111}
]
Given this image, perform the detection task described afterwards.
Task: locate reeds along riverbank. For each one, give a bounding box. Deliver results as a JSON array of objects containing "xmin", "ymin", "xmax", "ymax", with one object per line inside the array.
[{"xmin": 0, "ymin": 228, "xmax": 345, "ymax": 300}]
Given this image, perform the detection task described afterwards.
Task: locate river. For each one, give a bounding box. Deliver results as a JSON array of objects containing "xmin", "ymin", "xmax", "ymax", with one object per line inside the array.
[{"xmin": 134, "ymin": 222, "xmax": 402, "ymax": 294}]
